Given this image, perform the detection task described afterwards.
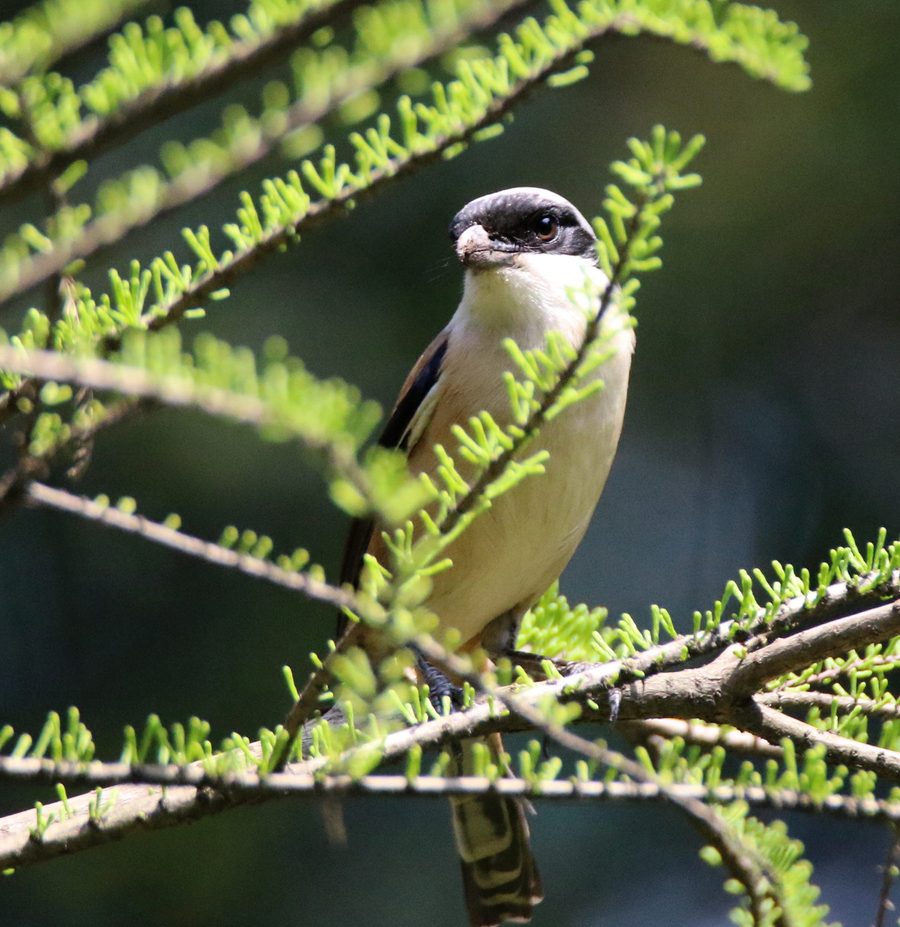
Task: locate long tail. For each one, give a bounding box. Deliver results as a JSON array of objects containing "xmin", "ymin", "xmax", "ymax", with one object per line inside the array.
[{"xmin": 449, "ymin": 738, "xmax": 543, "ymax": 926}]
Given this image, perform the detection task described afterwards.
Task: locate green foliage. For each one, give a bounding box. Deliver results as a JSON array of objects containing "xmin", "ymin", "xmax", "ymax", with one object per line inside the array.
[
  {"xmin": 0, "ymin": 0, "xmax": 529, "ymax": 303},
  {"xmin": 2, "ymin": 0, "xmax": 346, "ymax": 153},
  {"xmin": 517, "ymin": 583, "xmax": 609, "ymax": 660},
  {"xmin": 702, "ymin": 803, "xmax": 834, "ymax": 927},
  {"xmin": 0, "ymin": 0, "xmax": 149, "ymax": 84},
  {"xmin": 2, "ymin": 0, "xmax": 807, "ymax": 368},
  {"xmin": 4, "ymin": 2, "xmax": 889, "ymax": 924},
  {"xmin": 1, "ymin": 526, "xmax": 895, "ymax": 803}
]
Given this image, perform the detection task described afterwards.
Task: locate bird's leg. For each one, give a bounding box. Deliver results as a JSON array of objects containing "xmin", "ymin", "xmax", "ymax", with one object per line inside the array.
[
  {"xmin": 483, "ymin": 606, "xmax": 624, "ymax": 724},
  {"xmin": 480, "ymin": 608, "xmax": 521, "ymax": 655}
]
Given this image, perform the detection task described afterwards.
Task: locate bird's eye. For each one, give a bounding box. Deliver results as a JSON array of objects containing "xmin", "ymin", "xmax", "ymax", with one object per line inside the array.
[{"xmin": 534, "ymin": 214, "xmax": 558, "ymax": 242}]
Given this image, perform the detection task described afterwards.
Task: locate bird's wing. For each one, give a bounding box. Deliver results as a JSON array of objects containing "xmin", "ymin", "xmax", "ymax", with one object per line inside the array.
[{"xmin": 337, "ymin": 328, "xmax": 449, "ymax": 596}]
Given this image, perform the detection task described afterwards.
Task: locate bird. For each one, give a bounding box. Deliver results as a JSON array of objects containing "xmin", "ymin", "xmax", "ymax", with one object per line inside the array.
[{"xmin": 339, "ymin": 187, "xmax": 634, "ymax": 926}]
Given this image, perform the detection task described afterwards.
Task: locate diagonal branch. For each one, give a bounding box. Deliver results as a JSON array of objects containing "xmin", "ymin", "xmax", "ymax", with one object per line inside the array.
[
  {"xmin": 0, "ymin": 0, "xmax": 367, "ymax": 204},
  {"xmin": 0, "ymin": 0, "xmax": 152, "ymax": 85},
  {"xmin": 728, "ymin": 599, "xmax": 900, "ymax": 697},
  {"xmin": 25, "ymin": 482, "xmax": 357, "ymax": 612},
  {"xmin": 734, "ymin": 698, "xmax": 900, "ymax": 781},
  {"xmin": 0, "ymin": 0, "xmax": 538, "ymax": 306}
]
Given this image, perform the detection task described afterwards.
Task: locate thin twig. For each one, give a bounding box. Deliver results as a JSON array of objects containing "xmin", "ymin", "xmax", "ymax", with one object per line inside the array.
[
  {"xmin": 759, "ymin": 691, "xmax": 900, "ymax": 720},
  {"xmin": 25, "ymin": 482, "xmax": 358, "ymax": 612},
  {"xmin": 0, "ymin": 0, "xmax": 537, "ymax": 305},
  {"xmin": 619, "ymin": 718, "xmax": 784, "ymax": 758},
  {"xmin": 0, "ymin": 0, "xmax": 368, "ymax": 204},
  {"xmin": 778, "ymin": 655, "xmax": 900, "ymax": 692},
  {"xmin": 0, "ymin": 346, "xmax": 372, "ymax": 511},
  {"xmin": 874, "ymin": 826, "xmax": 900, "ymax": 927}
]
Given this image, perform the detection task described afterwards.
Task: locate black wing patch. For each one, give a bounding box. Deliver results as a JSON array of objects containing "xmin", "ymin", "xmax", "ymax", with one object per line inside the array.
[
  {"xmin": 378, "ymin": 334, "xmax": 448, "ymax": 452},
  {"xmin": 337, "ymin": 332, "xmax": 448, "ymax": 625}
]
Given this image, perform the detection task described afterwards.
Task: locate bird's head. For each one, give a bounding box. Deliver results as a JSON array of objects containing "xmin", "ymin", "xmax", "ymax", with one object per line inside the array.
[{"xmin": 449, "ymin": 187, "xmax": 597, "ymax": 271}]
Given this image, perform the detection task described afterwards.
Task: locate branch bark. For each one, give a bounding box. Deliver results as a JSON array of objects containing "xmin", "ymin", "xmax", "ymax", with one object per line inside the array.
[{"xmin": 1, "ymin": 590, "xmax": 898, "ymax": 872}]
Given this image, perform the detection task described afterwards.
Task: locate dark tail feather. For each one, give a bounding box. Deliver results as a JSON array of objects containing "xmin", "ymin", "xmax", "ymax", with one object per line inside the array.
[{"xmin": 450, "ymin": 789, "xmax": 543, "ymax": 926}]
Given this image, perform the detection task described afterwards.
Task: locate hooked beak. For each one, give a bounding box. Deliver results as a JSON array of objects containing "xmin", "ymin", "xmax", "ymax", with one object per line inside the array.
[{"xmin": 455, "ymin": 224, "xmax": 517, "ymax": 268}]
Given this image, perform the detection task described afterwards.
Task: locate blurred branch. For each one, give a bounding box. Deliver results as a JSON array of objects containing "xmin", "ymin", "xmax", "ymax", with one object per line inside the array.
[
  {"xmin": 0, "ymin": 398, "xmax": 141, "ymax": 511},
  {"xmin": 0, "ymin": 0, "xmax": 152, "ymax": 85},
  {"xmin": 25, "ymin": 482, "xmax": 357, "ymax": 612},
  {"xmin": 875, "ymin": 826, "xmax": 900, "ymax": 927},
  {"xmin": 0, "ymin": 0, "xmax": 366, "ymax": 204},
  {"xmin": 0, "ymin": 344, "xmax": 374, "ymax": 515},
  {"xmin": 619, "ymin": 718, "xmax": 784, "ymax": 759},
  {"xmin": 0, "ymin": 0, "xmax": 537, "ymax": 306}
]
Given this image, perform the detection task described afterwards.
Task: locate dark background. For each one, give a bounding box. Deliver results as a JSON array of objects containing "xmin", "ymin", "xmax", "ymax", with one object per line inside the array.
[{"xmin": 1, "ymin": 1, "xmax": 898, "ymax": 924}]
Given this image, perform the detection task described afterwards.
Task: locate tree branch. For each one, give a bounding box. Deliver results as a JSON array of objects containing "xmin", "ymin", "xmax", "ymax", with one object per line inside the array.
[
  {"xmin": 875, "ymin": 826, "xmax": 900, "ymax": 927},
  {"xmin": 728, "ymin": 600, "xmax": 900, "ymax": 696},
  {"xmin": 1, "ymin": 589, "xmax": 898, "ymax": 872},
  {"xmin": 735, "ymin": 699, "xmax": 900, "ymax": 781},
  {"xmin": 25, "ymin": 482, "xmax": 357, "ymax": 612},
  {"xmin": 7, "ymin": 756, "xmax": 896, "ymax": 813},
  {"xmin": 759, "ymin": 691, "xmax": 900, "ymax": 720},
  {"xmin": 0, "ymin": 0, "xmax": 537, "ymax": 306},
  {"xmin": 0, "ymin": 0, "xmax": 367, "ymax": 204},
  {"xmin": 3, "ymin": 761, "xmax": 899, "ymax": 874}
]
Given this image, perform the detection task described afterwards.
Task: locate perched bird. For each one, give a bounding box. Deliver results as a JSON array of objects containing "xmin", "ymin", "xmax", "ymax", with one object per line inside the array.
[{"xmin": 340, "ymin": 187, "xmax": 634, "ymax": 925}]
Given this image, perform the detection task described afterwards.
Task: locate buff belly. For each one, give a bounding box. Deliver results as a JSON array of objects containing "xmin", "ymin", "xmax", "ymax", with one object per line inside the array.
[{"xmin": 416, "ymin": 323, "xmax": 633, "ymax": 646}]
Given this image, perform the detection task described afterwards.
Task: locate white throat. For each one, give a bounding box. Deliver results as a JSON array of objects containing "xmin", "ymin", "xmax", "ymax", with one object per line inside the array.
[{"xmin": 453, "ymin": 253, "xmax": 623, "ymax": 354}]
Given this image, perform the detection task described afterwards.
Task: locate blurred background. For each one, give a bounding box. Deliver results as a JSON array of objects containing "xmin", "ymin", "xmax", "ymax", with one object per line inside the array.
[{"xmin": 1, "ymin": 1, "xmax": 898, "ymax": 924}]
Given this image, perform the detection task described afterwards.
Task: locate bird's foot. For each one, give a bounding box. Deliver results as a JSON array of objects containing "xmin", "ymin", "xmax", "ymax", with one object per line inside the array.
[{"xmin": 416, "ymin": 654, "xmax": 464, "ymax": 715}]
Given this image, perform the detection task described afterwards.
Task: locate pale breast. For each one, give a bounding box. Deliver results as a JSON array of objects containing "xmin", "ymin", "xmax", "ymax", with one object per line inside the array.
[{"xmin": 402, "ymin": 267, "xmax": 635, "ymax": 645}]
